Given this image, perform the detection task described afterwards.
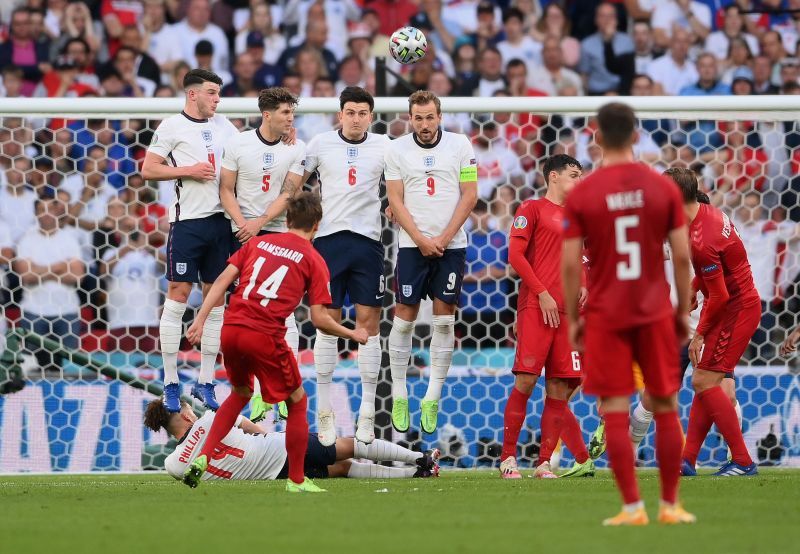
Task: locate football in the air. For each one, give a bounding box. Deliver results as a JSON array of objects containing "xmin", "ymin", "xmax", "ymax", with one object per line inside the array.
[{"xmin": 389, "ymin": 26, "xmax": 428, "ymax": 65}]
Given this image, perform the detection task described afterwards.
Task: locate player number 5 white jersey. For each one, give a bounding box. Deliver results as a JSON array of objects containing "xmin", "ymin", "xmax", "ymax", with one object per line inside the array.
[
  {"xmin": 305, "ymin": 131, "xmax": 389, "ymax": 242},
  {"xmin": 222, "ymin": 129, "xmax": 307, "ymax": 232},
  {"xmin": 147, "ymin": 112, "xmax": 238, "ymax": 223},
  {"xmin": 164, "ymin": 412, "xmax": 288, "ymax": 481},
  {"xmin": 384, "ymin": 130, "xmax": 477, "ymax": 250}
]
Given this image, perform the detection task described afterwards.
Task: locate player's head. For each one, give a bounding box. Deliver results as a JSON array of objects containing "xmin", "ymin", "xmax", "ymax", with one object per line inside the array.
[
  {"xmin": 183, "ymin": 68, "xmax": 222, "ymax": 118},
  {"xmin": 542, "ymin": 154, "xmax": 582, "ymax": 197},
  {"xmin": 663, "ymin": 167, "xmax": 710, "ymax": 205},
  {"xmin": 257, "ymin": 86, "xmax": 298, "ymax": 137},
  {"xmin": 338, "ymin": 86, "xmax": 374, "ymax": 140},
  {"xmin": 408, "ymin": 90, "xmax": 442, "ymax": 144},
  {"xmin": 595, "ymin": 102, "xmax": 638, "ymax": 152},
  {"xmin": 286, "ymin": 191, "xmax": 323, "ymax": 237},
  {"xmin": 144, "ymin": 399, "xmax": 196, "ymax": 438}
]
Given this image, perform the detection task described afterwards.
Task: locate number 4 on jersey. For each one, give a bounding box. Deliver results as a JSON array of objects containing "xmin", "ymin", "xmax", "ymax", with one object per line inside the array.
[{"xmin": 242, "ymin": 258, "xmax": 289, "ymax": 306}]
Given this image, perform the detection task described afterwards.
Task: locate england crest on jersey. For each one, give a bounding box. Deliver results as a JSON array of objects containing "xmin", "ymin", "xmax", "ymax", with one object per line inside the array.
[
  {"xmin": 424, "ymin": 156, "xmax": 435, "ymax": 168},
  {"xmin": 347, "ymin": 146, "xmax": 358, "ymax": 160},
  {"xmin": 402, "ymin": 285, "xmax": 412, "ymax": 297},
  {"xmin": 263, "ymin": 152, "xmax": 275, "ymax": 168},
  {"xmin": 201, "ymin": 130, "xmax": 213, "ymax": 143},
  {"xmin": 176, "ymin": 262, "xmax": 187, "ymax": 275}
]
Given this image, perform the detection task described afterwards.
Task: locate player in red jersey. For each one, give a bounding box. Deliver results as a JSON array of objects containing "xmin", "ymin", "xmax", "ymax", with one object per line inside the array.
[
  {"xmin": 664, "ymin": 168, "xmax": 760, "ymax": 478},
  {"xmin": 180, "ymin": 193, "xmax": 369, "ymax": 493},
  {"xmin": 499, "ymin": 154, "xmax": 593, "ymax": 480},
  {"xmin": 562, "ymin": 103, "xmax": 695, "ymax": 526}
]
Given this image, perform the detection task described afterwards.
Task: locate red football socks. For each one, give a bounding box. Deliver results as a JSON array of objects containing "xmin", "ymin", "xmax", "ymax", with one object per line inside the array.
[
  {"xmin": 654, "ymin": 411, "xmax": 682, "ymax": 504},
  {"xmin": 561, "ymin": 407, "xmax": 590, "ymax": 464},
  {"xmin": 699, "ymin": 386, "xmax": 753, "ymax": 466},
  {"xmin": 538, "ymin": 397, "xmax": 567, "ymax": 464},
  {"xmin": 200, "ymin": 392, "xmax": 249, "ymax": 459},
  {"xmin": 286, "ymin": 394, "xmax": 309, "ymax": 485},
  {"xmin": 501, "ymin": 386, "xmax": 531, "ymax": 460},
  {"xmin": 604, "ymin": 412, "xmax": 640, "ymax": 505},
  {"xmin": 683, "ymin": 395, "xmax": 713, "ymax": 466}
]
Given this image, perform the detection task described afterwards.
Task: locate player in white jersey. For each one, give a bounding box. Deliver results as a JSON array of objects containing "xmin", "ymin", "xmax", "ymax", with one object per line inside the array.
[
  {"xmin": 145, "ymin": 400, "xmax": 441, "ymax": 481},
  {"xmin": 301, "ymin": 87, "xmax": 390, "ymax": 446},
  {"xmin": 219, "ymin": 87, "xmax": 307, "ymax": 424},
  {"xmin": 141, "ymin": 69, "xmax": 238, "ymax": 413},
  {"xmin": 385, "ymin": 91, "xmax": 478, "ymax": 435}
]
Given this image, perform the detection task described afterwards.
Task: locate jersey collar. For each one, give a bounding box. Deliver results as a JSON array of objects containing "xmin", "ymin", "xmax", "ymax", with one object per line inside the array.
[
  {"xmin": 413, "ymin": 127, "xmax": 442, "ymax": 149},
  {"xmin": 256, "ymin": 127, "xmax": 281, "ymax": 146},
  {"xmin": 338, "ymin": 129, "xmax": 368, "ymax": 144},
  {"xmin": 181, "ymin": 111, "xmax": 209, "ymax": 123}
]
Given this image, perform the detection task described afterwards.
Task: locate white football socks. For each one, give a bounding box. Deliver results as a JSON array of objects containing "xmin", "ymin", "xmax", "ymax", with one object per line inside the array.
[
  {"xmin": 358, "ymin": 335, "xmax": 381, "ymax": 417},
  {"xmin": 630, "ymin": 401, "xmax": 654, "ymax": 449},
  {"xmin": 199, "ymin": 306, "xmax": 224, "ymax": 384},
  {"xmin": 314, "ymin": 330, "xmax": 338, "ymax": 413},
  {"xmin": 388, "ymin": 316, "xmax": 414, "ymax": 400},
  {"xmin": 354, "ymin": 438, "xmax": 422, "ymax": 464},
  {"xmin": 159, "ymin": 298, "xmax": 186, "ymax": 384},
  {"xmin": 285, "ymin": 313, "xmax": 300, "ymax": 358},
  {"xmin": 347, "ymin": 461, "xmax": 416, "ymax": 479},
  {"xmin": 424, "ymin": 314, "xmax": 455, "ymax": 402}
]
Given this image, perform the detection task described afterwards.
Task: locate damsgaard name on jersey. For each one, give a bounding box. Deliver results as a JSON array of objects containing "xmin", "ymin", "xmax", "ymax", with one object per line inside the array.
[{"xmin": 256, "ymin": 241, "xmax": 304, "ymax": 263}]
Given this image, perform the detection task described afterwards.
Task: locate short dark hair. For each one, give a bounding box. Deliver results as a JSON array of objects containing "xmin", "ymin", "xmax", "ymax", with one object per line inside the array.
[
  {"xmin": 339, "ymin": 86, "xmax": 374, "ymax": 111},
  {"xmin": 505, "ymin": 58, "xmax": 527, "ymax": 72},
  {"xmin": 408, "ymin": 90, "xmax": 441, "ymax": 114},
  {"xmin": 62, "ymin": 37, "xmax": 90, "ymax": 56},
  {"xmin": 1, "ymin": 65, "xmax": 23, "ymax": 79},
  {"xmin": 663, "ymin": 167, "xmax": 710, "ymax": 204},
  {"xmin": 257, "ymin": 86, "xmax": 298, "ymax": 113},
  {"xmin": 286, "ymin": 192, "xmax": 323, "ymax": 231},
  {"xmin": 597, "ymin": 102, "xmax": 636, "ymax": 149},
  {"xmin": 144, "ymin": 399, "xmax": 188, "ymax": 433},
  {"xmin": 503, "ymin": 7, "xmax": 524, "ymax": 23},
  {"xmin": 183, "ymin": 68, "xmax": 223, "ymax": 89},
  {"xmin": 542, "ymin": 154, "xmax": 582, "ymax": 185}
]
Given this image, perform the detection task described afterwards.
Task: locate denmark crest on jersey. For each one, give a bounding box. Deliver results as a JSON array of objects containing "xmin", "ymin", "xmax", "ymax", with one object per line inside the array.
[
  {"xmin": 513, "ymin": 216, "xmax": 528, "ymax": 229},
  {"xmin": 424, "ymin": 156, "xmax": 435, "ymax": 168},
  {"xmin": 201, "ymin": 130, "xmax": 213, "ymax": 143},
  {"xmin": 263, "ymin": 152, "xmax": 275, "ymax": 168},
  {"xmin": 347, "ymin": 146, "xmax": 358, "ymax": 159}
]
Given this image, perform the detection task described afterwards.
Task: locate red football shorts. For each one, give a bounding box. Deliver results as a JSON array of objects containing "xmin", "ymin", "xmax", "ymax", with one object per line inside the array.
[
  {"xmin": 221, "ymin": 324, "xmax": 301, "ymax": 404},
  {"xmin": 697, "ymin": 301, "xmax": 761, "ymax": 373},
  {"xmin": 512, "ymin": 308, "xmax": 582, "ymax": 380},
  {"xmin": 583, "ymin": 315, "xmax": 680, "ymax": 398}
]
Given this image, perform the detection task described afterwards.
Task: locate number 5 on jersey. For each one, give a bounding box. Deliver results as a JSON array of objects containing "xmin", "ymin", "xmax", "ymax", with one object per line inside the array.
[
  {"xmin": 242, "ymin": 258, "xmax": 289, "ymax": 306},
  {"xmin": 614, "ymin": 215, "xmax": 641, "ymax": 280}
]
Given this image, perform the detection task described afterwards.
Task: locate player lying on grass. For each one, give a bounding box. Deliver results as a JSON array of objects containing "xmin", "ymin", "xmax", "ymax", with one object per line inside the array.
[{"xmin": 144, "ymin": 399, "xmax": 440, "ymax": 481}]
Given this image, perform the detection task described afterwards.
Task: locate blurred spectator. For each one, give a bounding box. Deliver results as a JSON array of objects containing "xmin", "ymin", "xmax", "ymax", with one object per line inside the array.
[
  {"xmin": 366, "ymin": 0, "xmax": 420, "ymax": 38},
  {"xmin": 458, "ymin": 199, "xmax": 510, "ymax": 348},
  {"xmin": 506, "ymin": 58, "xmax": 547, "ymax": 99},
  {"xmin": 413, "ymin": 0, "xmax": 459, "ymax": 55},
  {"xmin": 296, "ymin": 76, "xmax": 337, "ymax": 141},
  {"xmin": 530, "ymin": 3, "xmax": 580, "ymax": 68},
  {"xmin": 108, "ymin": 46, "xmax": 157, "ymax": 97},
  {"xmin": 240, "ymin": 32, "xmax": 283, "ymax": 88},
  {"xmin": 277, "ymin": 18, "xmax": 339, "ymax": 81},
  {"xmin": 101, "ymin": 0, "xmax": 144, "ymax": 58},
  {"xmin": 490, "ymin": 183, "xmax": 520, "ymax": 227},
  {"xmin": 13, "ymin": 196, "xmax": 85, "ymax": 371},
  {"xmin": 578, "ymin": 2, "xmax": 634, "ymax": 95},
  {"xmin": 760, "ymin": 30, "xmax": 787, "ymax": 86},
  {"xmin": 123, "ymin": 173, "xmax": 167, "ymax": 247},
  {"xmin": 779, "ymin": 57, "xmax": 800, "ymax": 87},
  {"xmin": 720, "ymin": 37, "xmax": 754, "ymax": 85},
  {"xmin": 711, "ymin": 121, "xmax": 768, "ymax": 194},
  {"xmin": 281, "ymin": 72, "xmax": 302, "ymax": 96},
  {"xmin": 459, "ymin": 46, "xmax": 505, "ymax": 96},
  {"xmin": 294, "ymin": 46, "xmax": 328, "ymax": 97},
  {"xmin": 335, "ymin": 54, "xmax": 366, "ymax": 94},
  {"xmin": 646, "ymin": 27, "xmax": 698, "ymax": 94},
  {"xmin": 752, "ymin": 54, "xmax": 779, "ymax": 94},
  {"xmin": 0, "ymin": 156, "xmax": 37, "ymax": 242},
  {"xmin": 428, "ymin": 70, "xmax": 470, "ymax": 132},
  {"xmin": 142, "ymin": 0, "xmax": 183, "ymax": 78},
  {"xmin": 222, "ymin": 51, "xmax": 262, "ymax": 96},
  {"xmin": 511, "ymin": 0, "xmax": 542, "ymax": 33},
  {"xmin": 283, "ymin": 0, "xmax": 360, "ymax": 61},
  {"xmin": 174, "ymin": 0, "xmax": 230, "ymax": 75},
  {"xmin": 632, "ymin": 20, "xmax": 655, "ymax": 75},
  {"xmin": 452, "ymin": 42, "xmax": 479, "ymax": 94},
  {"xmin": 1, "ymin": 64, "xmax": 24, "ymax": 97},
  {"xmin": 0, "ymin": 7, "xmax": 52, "ymax": 96},
  {"xmin": 169, "ymin": 61, "xmax": 191, "ymax": 94},
  {"xmin": 193, "ymin": 39, "xmax": 232, "ymax": 85},
  {"xmin": 497, "ymin": 7, "xmax": 542, "ymax": 74},
  {"xmin": 460, "ymin": 1, "xmax": 503, "ymax": 53},
  {"xmin": 473, "ymin": 120, "xmax": 525, "ymax": 199},
  {"xmin": 529, "ymin": 35, "xmax": 584, "ymax": 96},
  {"xmin": 0, "ymin": 214, "xmax": 13, "ymax": 268},
  {"xmin": 730, "ymin": 67, "xmax": 755, "ymax": 95},
  {"xmin": 652, "ymin": 0, "xmax": 711, "ymax": 50},
  {"xmin": 43, "ymin": 0, "xmax": 68, "ymax": 39},
  {"xmin": 705, "ymin": 5, "xmax": 758, "ymax": 63},
  {"xmin": 234, "ymin": 1, "xmax": 287, "ymax": 65},
  {"xmin": 678, "ymin": 53, "xmax": 728, "ymax": 152},
  {"xmin": 50, "ymin": 1, "xmax": 102, "ymax": 61},
  {"xmin": 60, "ymin": 37, "xmax": 100, "ymax": 89},
  {"xmin": 99, "ymin": 226, "xmax": 163, "ymax": 352},
  {"xmin": 118, "ymin": 25, "xmax": 162, "ymax": 89}
]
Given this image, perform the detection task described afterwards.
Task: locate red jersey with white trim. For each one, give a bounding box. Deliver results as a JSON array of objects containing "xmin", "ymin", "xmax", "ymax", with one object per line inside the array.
[
  {"xmin": 690, "ymin": 203, "xmax": 760, "ymax": 309},
  {"xmin": 563, "ymin": 162, "xmax": 685, "ymax": 328},
  {"xmin": 510, "ymin": 198, "xmax": 565, "ymax": 312},
  {"xmin": 225, "ymin": 232, "xmax": 331, "ymax": 334}
]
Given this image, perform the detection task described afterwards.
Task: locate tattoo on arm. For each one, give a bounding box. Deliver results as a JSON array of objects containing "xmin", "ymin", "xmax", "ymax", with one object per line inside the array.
[{"xmin": 280, "ymin": 175, "xmax": 300, "ymax": 197}]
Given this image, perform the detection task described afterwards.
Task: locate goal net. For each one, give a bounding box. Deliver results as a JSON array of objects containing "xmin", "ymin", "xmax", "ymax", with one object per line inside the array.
[{"xmin": 0, "ymin": 96, "xmax": 798, "ymax": 473}]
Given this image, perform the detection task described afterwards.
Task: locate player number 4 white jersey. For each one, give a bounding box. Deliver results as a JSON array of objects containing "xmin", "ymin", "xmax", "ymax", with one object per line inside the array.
[
  {"xmin": 222, "ymin": 129, "xmax": 306, "ymax": 232},
  {"xmin": 305, "ymin": 130, "xmax": 389, "ymax": 242},
  {"xmin": 164, "ymin": 412, "xmax": 288, "ymax": 481},
  {"xmin": 147, "ymin": 112, "xmax": 238, "ymax": 223},
  {"xmin": 384, "ymin": 130, "xmax": 477, "ymax": 249}
]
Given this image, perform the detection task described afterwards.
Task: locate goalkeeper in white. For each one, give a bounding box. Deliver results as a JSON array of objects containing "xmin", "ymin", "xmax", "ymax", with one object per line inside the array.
[{"xmin": 145, "ymin": 399, "xmax": 440, "ymax": 482}]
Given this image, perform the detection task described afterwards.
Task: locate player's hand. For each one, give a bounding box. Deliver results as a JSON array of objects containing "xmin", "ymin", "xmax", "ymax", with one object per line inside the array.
[
  {"xmin": 187, "ymin": 162, "xmax": 216, "ymax": 181},
  {"xmin": 780, "ymin": 330, "xmax": 800, "ymax": 356},
  {"xmin": 186, "ymin": 319, "xmax": 204, "ymax": 345},
  {"xmin": 688, "ymin": 333, "xmax": 704, "ymax": 367},
  {"xmin": 417, "ymin": 236, "xmax": 444, "ymax": 258},
  {"xmin": 384, "ymin": 206, "xmax": 396, "ymax": 223},
  {"xmin": 281, "ymin": 127, "xmax": 297, "ymax": 145},
  {"xmin": 578, "ymin": 287, "xmax": 588, "ymax": 309},
  {"xmin": 568, "ymin": 317, "xmax": 585, "ymax": 353},
  {"xmin": 430, "ymin": 235, "xmax": 450, "ymax": 254},
  {"xmin": 236, "ymin": 218, "xmax": 264, "ymax": 243},
  {"xmin": 538, "ymin": 291, "xmax": 560, "ymax": 328},
  {"xmin": 351, "ymin": 327, "xmax": 369, "ymax": 345}
]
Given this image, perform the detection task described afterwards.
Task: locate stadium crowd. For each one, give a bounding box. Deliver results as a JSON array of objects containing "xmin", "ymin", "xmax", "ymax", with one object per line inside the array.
[{"xmin": 1, "ymin": 0, "xmax": 800, "ymax": 366}]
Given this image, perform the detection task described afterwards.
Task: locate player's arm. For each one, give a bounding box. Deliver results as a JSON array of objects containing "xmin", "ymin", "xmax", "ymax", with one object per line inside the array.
[
  {"xmin": 432, "ymin": 179, "xmax": 478, "ymax": 252},
  {"xmin": 508, "ymin": 235, "xmax": 559, "ymax": 327},
  {"xmin": 561, "ymin": 236, "xmax": 584, "ymax": 350},
  {"xmin": 386, "ymin": 178, "xmax": 443, "ymax": 257},
  {"xmin": 237, "ymin": 417, "xmax": 266, "ymax": 435},
  {"xmin": 219, "ymin": 167, "xmax": 247, "ymax": 229},
  {"xmin": 261, "ymin": 171, "xmax": 304, "ymax": 224},
  {"xmin": 780, "ymin": 325, "xmax": 800, "ymax": 356},
  {"xmin": 310, "ymin": 304, "xmax": 368, "ymax": 344},
  {"xmin": 186, "ymin": 264, "xmax": 240, "ymax": 344},
  {"xmin": 141, "ymin": 151, "xmax": 215, "ymax": 182}
]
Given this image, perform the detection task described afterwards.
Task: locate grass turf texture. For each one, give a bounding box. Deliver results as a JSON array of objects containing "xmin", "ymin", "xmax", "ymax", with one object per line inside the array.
[{"xmin": 1, "ymin": 469, "xmax": 798, "ymax": 554}]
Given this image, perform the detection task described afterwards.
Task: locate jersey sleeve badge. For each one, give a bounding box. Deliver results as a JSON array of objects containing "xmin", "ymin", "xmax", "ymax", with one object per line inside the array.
[{"xmin": 513, "ymin": 216, "xmax": 528, "ymax": 229}]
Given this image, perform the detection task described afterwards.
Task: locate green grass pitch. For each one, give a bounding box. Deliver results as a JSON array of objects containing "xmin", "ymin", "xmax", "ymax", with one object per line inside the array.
[{"xmin": 1, "ymin": 469, "xmax": 799, "ymax": 554}]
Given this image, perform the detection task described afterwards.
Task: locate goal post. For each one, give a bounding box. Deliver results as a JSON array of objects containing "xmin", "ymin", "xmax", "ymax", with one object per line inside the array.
[{"xmin": 0, "ymin": 96, "xmax": 798, "ymax": 473}]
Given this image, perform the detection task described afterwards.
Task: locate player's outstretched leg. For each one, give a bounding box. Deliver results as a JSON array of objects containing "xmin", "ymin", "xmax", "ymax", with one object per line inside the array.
[
  {"xmin": 194, "ymin": 305, "xmax": 224, "ymax": 410},
  {"xmin": 389, "ymin": 316, "xmax": 414, "ymax": 432},
  {"xmin": 160, "ymin": 298, "xmax": 187, "ymax": 412},
  {"xmin": 499, "ymin": 375, "xmax": 534, "ymax": 479},
  {"xmin": 588, "ymin": 418, "xmax": 606, "ymax": 460},
  {"xmin": 630, "ymin": 399, "xmax": 654, "ymax": 452},
  {"xmin": 182, "ymin": 454, "xmax": 208, "ymax": 488},
  {"xmin": 559, "ymin": 408, "xmax": 595, "ymax": 478},
  {"xmin": 286, "ymin": 389, "xmax": 326, "ymax": 493},
  {"xmin": 314, "ymin": 330, "xmax": 338, "ymax": 446},
  {"xmin": 248, "ymin": 379, "xmax": 270, "ymax": 423},
  {"xmin": 356, "ymin": 335, "xmax": 381, "ymax": 444},
  {"xmin": 349, "ymin": 439, "xmax": 440, "ymax": 478},
  {"xmin": 421, "ymin": 314, "xmax": 455, "ymax": 434}
]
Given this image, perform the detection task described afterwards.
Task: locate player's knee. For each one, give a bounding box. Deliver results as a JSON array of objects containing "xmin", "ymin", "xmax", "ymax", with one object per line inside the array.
[
  {"xmin": 515, "ymin": 374, "xmax": 537, "ymax": 395},
  {"xmin": 287, "ymin": 387, "xmax": 306, "ymax": 405},
  {"xmin": 330, "ymin": 460, "xmax": 351, "ymax": 478},
  {"xmin": 544, "ymin": 378, "xmax": 571, "ymax": 400},
  {"xmin": 691, "ymin": 369, "xmax": 720, "ymax": 392},
  {"xmin": 232, "ymin": 385, "xmax": 253, "ymax": 399},
  {"xmin": 391, "ymin": 315, "xmax": 414, "ymax": 336},
  {"xmin": 649, "ymin": 394, "xmax": 678, "ymax": 413},
  {"xmin": 431, "ymin": 314, "xmax": 455, "ymax": 334},
  {"xmin": 167, "ymin": 282, "xmax": 191, "ymax": 304}
]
